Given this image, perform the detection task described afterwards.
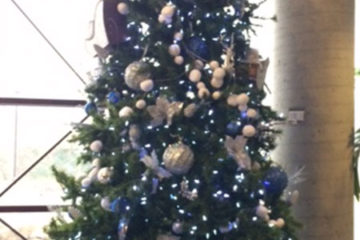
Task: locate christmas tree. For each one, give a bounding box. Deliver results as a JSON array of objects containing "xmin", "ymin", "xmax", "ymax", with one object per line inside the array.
[{"xmin": 46, "ymin": 0, "xmax": 301, "ymax": 239}]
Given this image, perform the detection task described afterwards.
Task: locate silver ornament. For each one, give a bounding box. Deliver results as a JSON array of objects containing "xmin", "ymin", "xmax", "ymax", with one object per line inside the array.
[
  {"xmin": 163, "ymin": 142, "xmax": 194, "ymax": 175},
  {"xmin": 172, "ymin": 221, "xmax": 184, "ymax": 234},
  {"xmin": 124, "ymin": 61, "xmax": 151, "ymax": 90}
]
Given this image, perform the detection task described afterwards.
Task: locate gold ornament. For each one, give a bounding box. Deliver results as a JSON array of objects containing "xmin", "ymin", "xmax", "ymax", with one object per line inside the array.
[
  {"xmin": 124, "ymin": 61, "xmax": 151, "ymax": 90},
  {"xmin": 163, "ymin": 142, "xmax": 194, "ymax": 175}
]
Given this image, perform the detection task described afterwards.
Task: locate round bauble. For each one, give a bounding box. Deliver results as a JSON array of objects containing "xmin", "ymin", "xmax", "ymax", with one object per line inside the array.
[
  {"xmin": 242, "ymin": 125, "xmax": 256, "ymax": 137},
  {"xmin": 68, "ymin": 206, "xmax": 82, "ymax": 219},
  {"xmin": 124, "ymin": 61, "xmax": 151, "ymax": 90},
  {"xmin": 227, "ymin": 95, "xmax": 238, "ymax": 107},
  {"xmin": 238, "ymin": 104, "xmax": 247, "ymax": 112},
  {"xmin": 101, "ymin": 196, "xmax": 111, "ymax": 211},
  {"xmin": 209, "ymin": 60, "xmax": 219, "ymax": 70},
  {"xmin": 135, "ymin": 99, "xmax": 147, "ymax": 109},
  {"xmin": 110, "ymin": 197, "xmax": 130, "ymax": 213},
  {"xmin": 119, "ymin": 106, "xmax": 134, "ymax": 118},
  {"xmin": 174, "ymin": 56, "xmax": 184, "ymax": 65},
  {"xmin": 210, "ymin": 78, "xmax": 224, "ymax": 89},
  {"xmin": 194, "ymin": 60, "xmax": 204, "ymax": 70},
  {"xmin": 140, "ymin": 79, "xmax": 154, "ymax": 92},
  {"xmin": 107, "ymin": 91, "xmax": 120, "ymax": 104},
  {"xmin": 117, "ymin": 2, "xmax": 129, "ymax": 15},
  {"xmin": 188, "ymin": 37, "xmax": 209, "ymax": 60},
  {"xmin": 263, "ymin": 167, "xmax": 288, "ymax": 196},
  {"xmin": 88, "ymin": 167, "xmax": 99, "ymax": 181},
  {"xmin": 172, "ymin": 221, "xmax": 184, "ymax": 235},
  {"xmin": 158, "ymin": 14, "xmax": 172, "ymax": 24},
  {"xmin": 84, "ymin": 102, "xmax": 96, "ymax": 114},
  {"xmin": 97, "ymin": 167, "xmax": 113, "ymax": 184},
  {"xmin": 275, "ymin": 218, "xmax": 285, "ymax": 228},
  {"xmin": 196, "ymin": 82, "xmax": 206, "ymax": 89},
  {"xmin": 188, "ymin": 69, "xmax": 202, "ymax": 82},
  {"xmin": 247, "ymin": 108, "xmax": 257, "ymax": 118},
  {"xmin": 226, "ymin": 121, "xmax": 240, "ymax": 136},
  {"xmin": 81, "ymin": 177, "xmax": 92, "ymax": 188},
  {"xmin": 236, "ymin": 93, "xmax": 249, "ymax": 105},
  {"xmin": 169, "ymin": 44, "xmax": 181, "ymax": 56},
  {"xmin": 163, "ymin": 142, "xmax": 195, "ymax": 175},
  {"xmin": 256, "ymin": 205, "xmax": 270, "ymax": 221},
  {"xmin": 212, "ymin": 91, "xmax": 222, "ymax": 100},
  {"xmin": 184, "ymin": 103, "xmax": 198, "ymax": 118},
  {"xmin": 90, "ymin": 140, "xmax": 103, "ymax": 152},
  {"xmin": 198, "ymin": 88, "xmax": 210, "ymax": 99},
  {"xmin": 174, "ymin": 32, "xmax": 183, "ymax": 41},
  {"xmin": 213, "ymin": 67, "xmax": 226, "ymax": 79},
  {"xmin": 161, "ymin": 5, "xmax": 176, "ymax": 18}
]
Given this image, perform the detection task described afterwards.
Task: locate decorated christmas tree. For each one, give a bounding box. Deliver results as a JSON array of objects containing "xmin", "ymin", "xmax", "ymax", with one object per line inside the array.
[{"xmin": 46, "ymin": 0, "xmax": 301, "ymax": 239}]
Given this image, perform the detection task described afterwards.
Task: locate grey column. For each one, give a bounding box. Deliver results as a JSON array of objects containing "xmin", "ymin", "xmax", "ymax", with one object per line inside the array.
[{"xmin": 273, "ymin": 1, "xmax": 355, "ymax": 240}]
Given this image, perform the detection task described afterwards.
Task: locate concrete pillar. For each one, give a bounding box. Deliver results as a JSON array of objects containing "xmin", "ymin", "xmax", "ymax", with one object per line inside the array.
[{"xmin": 273, "ymin": 1, "xmax": 355, "ymax": 239}]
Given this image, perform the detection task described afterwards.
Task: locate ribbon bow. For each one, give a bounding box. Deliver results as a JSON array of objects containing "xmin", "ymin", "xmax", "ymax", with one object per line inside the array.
[
  {"xmin": 147, "ymin": 97, "xmax": 184, "ymax": 127},
  {"xmin": 225, "ymin": 135, "xmax": 251, "ymax": 170},
  {"xmin": 140, "ymin": 150, "xmax": 172, "ymax": 179}
]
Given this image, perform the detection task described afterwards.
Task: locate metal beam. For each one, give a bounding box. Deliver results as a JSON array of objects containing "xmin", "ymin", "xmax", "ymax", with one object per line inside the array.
[
  {"xmin": 0, "ymin": 205, "xmax": 67, "ymax": 213},
  {"xmin": 0, "ymin": 97, "xmax": 86, "ymax": 107},
  {"xmin": 0, "ymin": 218, "xmax": 27, "ymax": 240}
]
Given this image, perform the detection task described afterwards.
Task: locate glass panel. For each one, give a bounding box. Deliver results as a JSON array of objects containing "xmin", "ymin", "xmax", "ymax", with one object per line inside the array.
[
  {"xmin": 0, "ymin": 212, "xmax": 57, "ymax": 239},
  {"xmin": 0, "ymin": 106, "xmax": 87, "ymax": 205},
  {"xmin": 0, "ymin": 0, "xmax": 100, "ymax": 99}
]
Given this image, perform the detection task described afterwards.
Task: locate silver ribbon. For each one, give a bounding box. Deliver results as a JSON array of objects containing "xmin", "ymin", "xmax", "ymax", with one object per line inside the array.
[
  {"xmin": 140, "ymin": 151, "xmax": 172, "ymax": 179},
  {"xmin": 147, "ymin": 97, "xmax": 184, "ymax": 127}
]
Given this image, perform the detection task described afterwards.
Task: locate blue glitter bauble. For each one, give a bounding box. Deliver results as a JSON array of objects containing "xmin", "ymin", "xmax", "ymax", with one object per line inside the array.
[
  {"xmin": 84, "ymin": 102, "xmax": 97, "ymax": 114},
  {"xmin": 226, "ymin": 121, "xmax": 240, "ymax": 136},
  {"xmin": 107, "ymin": 91, "xmax": 120, "ymax": 104},
  {"xmin": 188, "ymin": 37, "xmax": 209, "ymax": 60},
  {"xmin": 263, "ymin": 167, "xmax": 288, "ymax": 195}
]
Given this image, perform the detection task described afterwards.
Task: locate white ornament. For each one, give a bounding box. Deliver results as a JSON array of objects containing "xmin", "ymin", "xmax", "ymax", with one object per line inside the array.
[
  {"xmin": 274, "ymin": 218, "xmax": 285, "ymax": 228},
  {"xmin": 213, "ymin": 67, "xmax": 226, "ymax": 79},
  {"xmin": 88, "ymin": 167, "xmax": 100, "ymax": 182},
  {"xmin": 172, "ymin": 222, "xmax": 183, "ymax": 234},
  {"xmin": 97, "ymin": 167, "xmax": 113, "ymax": 184},
  {"xmin": 209, "ymin": 60, "xmax": 219, "ymax": 70},
  {"xmin": 236, "ymin": 93, "xmax": 249, "ymax": 105},
  {"xmin": 174, "ymin": 56, "xmax": 184, "ymax": 65},
  {"xmin": 119, "ymin": 106, "xmax": 134, "ymax": 118},
  {"xmin": 242, "ymin": 125, "xmax": 256, "ymax": 137},
  {"xmin": 101, "ymin": 196, "xmax": 111, "ymax": 211},
  {"xmin": 92, "ymin": 158, "xmax": 100, "ymax": 168},
  {"xmin": 238, "ymin": 104, "xmax": 247, "ymax": 112},
  {"xmin": 90, "ymin": 140, "xmax": 103, "ymax": 152},
  {"xmin": 136, "ymin": 99, "xmax": 147, "ymax": 109},
  {"xmin": 247, "ymin": 108, "xmax": 257, "ymax": 118},
  {"xmin": 212, "ymin": 91, "xmax": 222, "ymax": 100},
  {"xmin": 140, "ymin": 79, "xmax": 154, "ymax": 92},
  {"xmin": 117, "ymin": 2, "xmax": 129, "ymax": 15},
  {"xmin": 198, "ymin": 88, "xmax": 210, "ymax": 99},
  {"xmin": 174, "ymin": 32, "xmax": 183, "ymax": 41},
  {"xmin": 169, "ymin": 44, "xmax": 181, "ymax": 56},
  {"xmin": 163, "ymin": 142, "xmax": 195, "ymax": 175},
  {"xmin": 161, "ymin": 5, "xmax": 176, "ymax": 18},
  {"xmin": 184, "ymin": 103, "xmax": 198, "ymax": 118},
  {"xmin": 81, "ymin": 177, "xmax": 92, "ymax": 188},
  {"xmin": 196, "ymin": 82, "xmax": 206, "ymax": 89},
  {"xmin": 210, "ymin": 78, "xmax": 224, "ymax": 89},
  {"xmin": 227, "ymin": 95, "xmax": 238, "ymax": 107},
  {"xmin": 194, "ymin": 60, "xmax": 204, "ymax": 70},
  {"xmin": 256, "ymin": 205, "xmax": 270, "ymax": 221},
  {"xmin": 188, "ymin": 69, "xmax": 202, "ymax": 82}
]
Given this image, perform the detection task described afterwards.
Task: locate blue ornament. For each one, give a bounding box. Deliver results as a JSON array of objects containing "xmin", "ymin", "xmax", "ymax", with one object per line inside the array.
[
  {"xmin": 84, "ymin": 102, "xmax": 97, "ymax": 114},
  {"xmin": 110, "ymin": 197, "xmax": 130, "ymax": 213},
  {"xmin": 226, "ymin": 121, "xmax": 240, "ymax": 136},
  {"xmin": 139, "ymin": 148, "xmax": 147, "ymax": 159},
  {"xmin": 263, "ymin": 167, "xmax": 288, "ymax": 195},
  {"xmin": 188, "ymin": 37, "xmax": 209, "ymax": 60},
  {"xmin": 107, "ymin": 91, "xmax": 120, "ymax": 104}
]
